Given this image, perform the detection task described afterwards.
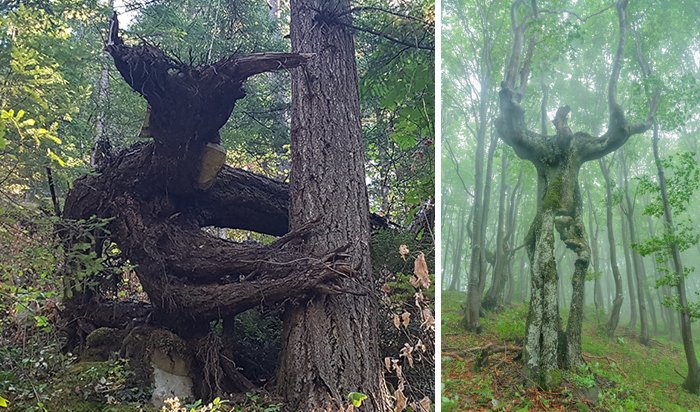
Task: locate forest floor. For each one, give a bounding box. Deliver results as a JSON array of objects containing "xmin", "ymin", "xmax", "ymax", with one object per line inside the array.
[{"xmin": 441, "ymin": 291, "xmax": 700, "ymax": 411}]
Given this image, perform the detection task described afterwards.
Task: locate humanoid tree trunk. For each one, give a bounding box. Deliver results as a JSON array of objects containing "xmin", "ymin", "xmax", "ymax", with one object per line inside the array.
[
  {"xmin": 495, "ymin": 0, "xmax": 652, "ymax": 387},
  {"xmin": 275, "ymin": 0, "xmax": 390, "ymax": 409},
  {"xmin": 600, "ymin": 158, "xmax": 624, "ymax": 337}
]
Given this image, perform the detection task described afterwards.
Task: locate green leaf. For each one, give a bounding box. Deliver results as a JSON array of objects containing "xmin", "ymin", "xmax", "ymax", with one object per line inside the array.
[
  {"xmin": 347, "ymin": 392, "xmax": 368, "ymax": 407},
  {"xmin": 47, "ymin": 148, "xmax": 66, "ymax": 167},
  {"xmin": 0, "ymin": 395, "xmax": 9, "ymax": 408}
]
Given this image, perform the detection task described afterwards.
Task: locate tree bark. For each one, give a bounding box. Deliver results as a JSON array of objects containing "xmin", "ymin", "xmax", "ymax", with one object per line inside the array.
[{"xmin": 275, "ymin": 0, "xmax": 390, "ymax": 409}]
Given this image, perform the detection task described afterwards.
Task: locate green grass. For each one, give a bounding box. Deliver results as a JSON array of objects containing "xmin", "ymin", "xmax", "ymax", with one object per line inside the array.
[{"xmin": 442, "ymin": 291, "xmax": 700, "ymax": 411}]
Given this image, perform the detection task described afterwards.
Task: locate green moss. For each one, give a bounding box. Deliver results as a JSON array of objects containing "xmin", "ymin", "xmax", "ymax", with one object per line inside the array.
[{"xmin": 542, "ymin": 176, "xmax": 564, "ymax": 211}]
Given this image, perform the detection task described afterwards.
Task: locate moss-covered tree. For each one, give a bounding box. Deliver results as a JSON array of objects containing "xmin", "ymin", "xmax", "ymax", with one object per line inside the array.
[{"xmin": 495, "ymin": 0, "xmax": 657, "ymax": 386}]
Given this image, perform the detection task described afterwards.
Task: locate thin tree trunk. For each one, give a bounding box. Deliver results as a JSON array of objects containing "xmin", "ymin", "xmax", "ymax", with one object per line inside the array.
[
  {"xmin": 483, "ymin": 149, "xmax": 509, "ymax": 310},
  {"xmin": 586, "ymin": 186, "xmax": 604, "ymax": 314},
  {"xmin": 651, "ymin": 120, "xmax": 700, "ymax": 394},
  {"xmin": 600, "ymin": 159, "xmax": 624, "ymax": 337},
  {"xmin": 618, "ymin": 203, "xmax": 637, "ymax": 329},
  {"xmin": 442, "ymin": 217, "xmax": 453, "ymax": 289},
  {"xmin": 619, "ymin": 150, "xmax": 649, "ymax": 344},
  {"xmin": 449, "ymin": 209, "xmax": 467, "ymax": 291},
  {"xmin": 463, "ymin": 58, "xmax": 491, "ymax": 330}
]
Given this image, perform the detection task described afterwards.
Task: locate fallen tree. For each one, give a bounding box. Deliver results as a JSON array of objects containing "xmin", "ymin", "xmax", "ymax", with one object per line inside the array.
[{"xmin": 61, "ymin": 14, "xmax": 363, "ymax": 398}]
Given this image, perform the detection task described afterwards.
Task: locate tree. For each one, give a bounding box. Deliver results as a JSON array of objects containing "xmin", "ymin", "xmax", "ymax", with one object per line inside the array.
[
  {"xmin": 275, "ymin": 0, "xmax": 390, "ymax": 409},
  {"xmin": 62, "ymin": 13, "xmax": 361, "ymax": 397},
  {"xmin": 495, "ymin": 0, "xmax": 655, "ymax": 386}
]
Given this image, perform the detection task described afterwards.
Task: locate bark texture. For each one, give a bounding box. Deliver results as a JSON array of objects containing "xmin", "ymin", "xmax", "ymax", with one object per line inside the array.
[{"xmin": 275, "ymin": 0, "xmax": 390, "ymax": 409}]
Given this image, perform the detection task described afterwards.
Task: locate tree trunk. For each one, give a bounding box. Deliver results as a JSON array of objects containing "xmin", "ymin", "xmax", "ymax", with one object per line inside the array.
[
  {"xmin": 463, "ymin": 66, "xmax": 491, "ymax": 332},
  {"xmin": 619, "ymin": 151, "xmax": 650, "ymax": 344},
  {"xmin": 276, "ymin": 0, "xmax": 390, "ymax": 409},
  {"xmin": 586, "ymin": 186, "xmax": 604, "ymax": 314},
  {"xmin": 619, "ymin": 202, "xmax": 637, "ymax": 329},
  {"xmin": 651, "ymin": 120, "xmax": 700, "ymax": 394},
  {"xmin": 483, "ymin": 149, "xmax": 509, "ymax": 310},
  {"xmin": 62, "ymin": 13, "xmax": 369, "ymax": 401},
  {"xmin": 442, "ymin": 217, "xmax": 453, "ymax": 289},
  {"xmin": 448, "ymin": 209, "xmax": 467, "ymax": 291},
  {"xmin": 600, "ymin": 159, "xmax": 624, "ymax": 337}
]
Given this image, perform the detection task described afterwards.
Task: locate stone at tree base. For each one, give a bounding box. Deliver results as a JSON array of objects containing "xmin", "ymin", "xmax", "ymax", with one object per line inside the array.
[
  {"xmin": 120, "ymin": 326, "xmax": 195, "ymax": 407},
  {"xmin": 151, "ymin": 363, "xmax": 194, "ymax": 407},
  {"xmin": 198, "ymin": 143, "xmax": 227, "ymax": 190}
]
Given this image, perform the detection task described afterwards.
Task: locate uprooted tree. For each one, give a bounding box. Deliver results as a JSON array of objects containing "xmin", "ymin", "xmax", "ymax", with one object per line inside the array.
[
  {"xmin": 61, "ymin": 10, "xmax": 388, "ymax": 406},
  {"xmin": 495, "ymin": 0, "xmax": 657, "ymax": 387}
]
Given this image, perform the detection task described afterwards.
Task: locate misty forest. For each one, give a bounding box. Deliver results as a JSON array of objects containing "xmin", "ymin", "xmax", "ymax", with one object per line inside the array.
[
  {"xmin": 0, "ymin": 0, "xmax": 434, "ymax": 411},
  {"xmin": 442, "ymin": 0, "xmax": 700, "ymax": 410}
]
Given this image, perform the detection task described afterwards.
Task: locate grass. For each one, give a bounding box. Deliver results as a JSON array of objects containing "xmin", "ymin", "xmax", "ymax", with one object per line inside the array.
[{"xmin": 441, "ymin": 291, "xmax": 700, "ymax": 411}]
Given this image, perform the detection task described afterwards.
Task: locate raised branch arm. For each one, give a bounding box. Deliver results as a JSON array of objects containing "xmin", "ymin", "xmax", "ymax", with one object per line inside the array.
[
  {"xmin": 579, "ymin": 0, "xmax": 651, "ymax": 162},
  {"xmin": 105, "ymin": 13, "xmax": 312, "ymax": 143},
  {"xmin": 495, "ymin": 83, "xmax": 552, "ymax": 163}
]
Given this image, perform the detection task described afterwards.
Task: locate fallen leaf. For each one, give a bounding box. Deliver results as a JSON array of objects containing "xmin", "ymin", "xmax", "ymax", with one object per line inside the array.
[
  {"xmin": 399, "ymin": 244, "xmax": 409, "ymax": 260},
  {"xmin": 413, "ymin": 252, "xmax": 431, "ymax": 288},
  {"xmin": 394, "ymin": 388, "xmax": 407, "ymax": 412},
  {"xmin": 384, "ymin": 357, "xmax": 392, "ymax": 371},
  {"xmin": 421, "ymin": 308, "xmax": 435, "ymax": 330},
  {"xmin": 400, "ymin": 343, "xmax": 414, "ymax": 368},
  {"xmin": 401, "ymin": 311, "xmax": 411, "ymax": 327},
  {"xmin": 393, "ymin": 313, "xmax": 401, "ymax": 329}
]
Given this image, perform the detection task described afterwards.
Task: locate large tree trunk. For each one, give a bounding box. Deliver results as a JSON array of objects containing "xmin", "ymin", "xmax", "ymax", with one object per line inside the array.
[{"xmin": 275, "ymin": 0, "xmax": 390, "ymax": 409}]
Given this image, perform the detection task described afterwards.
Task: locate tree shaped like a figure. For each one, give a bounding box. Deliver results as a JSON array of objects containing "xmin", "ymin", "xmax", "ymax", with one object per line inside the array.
[
  {"xmin": 62, "ymin": 13, "xmax": 363, "ymax": 397},
  {"xmin": 495, "ymin": 0, "xmax": 657, "ymax": 387}
]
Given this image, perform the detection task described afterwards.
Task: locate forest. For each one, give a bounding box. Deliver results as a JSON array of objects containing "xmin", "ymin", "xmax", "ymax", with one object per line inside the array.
[
  {"xmin": 0, "ymin": 0, "xmax": 434, "ymax": 411},
  {"xmin": 441, "ymin": 0, "xmax": 700, "ymax": 410}
]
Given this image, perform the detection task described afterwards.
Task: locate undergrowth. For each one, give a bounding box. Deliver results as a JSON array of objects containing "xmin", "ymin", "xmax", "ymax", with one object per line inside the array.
[{"xmin": 442, "ymin": 291, "xmax": 700, "ymax": 411}]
